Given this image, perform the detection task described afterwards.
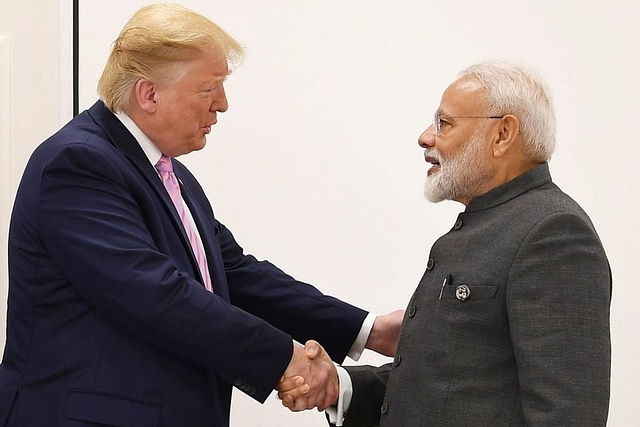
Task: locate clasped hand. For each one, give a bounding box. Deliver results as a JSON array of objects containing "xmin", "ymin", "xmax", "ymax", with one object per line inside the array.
[
  {"xmin": 277, "ymin": 310, "xmax": 404, "ymax": 412},
  {"xmin": 277, "ymin": 340, "xmax": 338, "ymax": 412}
]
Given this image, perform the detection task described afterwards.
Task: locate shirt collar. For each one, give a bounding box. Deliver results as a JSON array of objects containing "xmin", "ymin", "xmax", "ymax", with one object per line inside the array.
[{"xmin": 114, "ymin": 112, "xmax": 163, "ymax": 167}]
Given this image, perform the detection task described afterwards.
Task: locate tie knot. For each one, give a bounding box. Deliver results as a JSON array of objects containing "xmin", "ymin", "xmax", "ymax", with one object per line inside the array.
[{"xmin": 155, "ymin": 155, "xmax": 173, "ymax": 173}]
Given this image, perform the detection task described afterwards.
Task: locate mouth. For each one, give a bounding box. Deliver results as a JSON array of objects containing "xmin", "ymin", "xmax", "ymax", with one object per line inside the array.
[
  {"xmin": 204, "ymin": 122, "xmax": 216, "ymax": 134},
  {"xmin": 425, "ymin": 154, "xmax": 441, "ymax": 176}
]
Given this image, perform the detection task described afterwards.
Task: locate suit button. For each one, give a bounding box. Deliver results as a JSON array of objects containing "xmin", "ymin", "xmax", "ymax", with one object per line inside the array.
[
  {"xmin": 381, "ymin": 402, "xmax": 389, "ymax": 414},
  {"xmin": 393, "ymin": 354, "xmax": 402, "ymax": 367},
  {"xmin": 426, "ymin": 258, "xmax": 435, "ymax": 270},
  {"xmin": 453, "ymin": 219, "xmax": 463, "ymax": 230},
  {"xmin": 456, "ymin": 284, "xmax": 471, "ymax": 301},
  {"xmin": 408, "ymin": 305, "xmax": 417, "ymax": 317}
]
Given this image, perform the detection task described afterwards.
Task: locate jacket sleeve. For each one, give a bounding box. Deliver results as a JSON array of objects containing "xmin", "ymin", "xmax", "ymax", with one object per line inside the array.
[
  {"xmin": 507, "ymin": 212, "xmax": 611, "ymax": 426},
  {"xmin": 217, "ymin": 223, "xmax": 369, "ymax": 363},
  {"xmin": 36, "ymin": 143, "xmax": 292, "ymax": 402},
  {"xmin": 173, "ymin": 159, "xmax": 370, "ymax": 363},
  {"xmin": 337, "ymin": 364, "xmax": 392, "ymax": 427}
]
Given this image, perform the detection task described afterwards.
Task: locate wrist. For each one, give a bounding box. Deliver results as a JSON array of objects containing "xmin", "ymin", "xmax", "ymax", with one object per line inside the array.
[{"xmin": 365, "ymin": 316, "xmax": 384, "ymax": 352}]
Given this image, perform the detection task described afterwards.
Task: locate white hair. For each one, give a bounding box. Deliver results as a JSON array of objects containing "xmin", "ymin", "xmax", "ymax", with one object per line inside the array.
[{"xmin": 459, "ymin": 59, "xmax": 556, "ymax": 162}]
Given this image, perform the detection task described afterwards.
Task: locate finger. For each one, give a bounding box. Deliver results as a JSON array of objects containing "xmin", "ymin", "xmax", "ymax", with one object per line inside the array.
[
  {"xmin": 280, "ymin": 392, "xmax": 296, "ymax": 409},
  {"xmin": 280, "ymin": 394, "xmax": 300, "ymax": 410},
  {"xmin": 280, "ymin": 393, "xmax": 294, "ymax": 408},
  {"xmin": 317, "ymin": 360, "xmax": 340, "ymax": 411},
  {"xmin": 277, "ymin": 389, "xmax": 302, "ymax": 403},
  {"xmin": 309, "ymin": 389, "xmax": 326, "ymax": 411},
  {"xmin": 317, "ymin": 380, "xmax": 338, "ymax": 411},
  {"xmin": 276, "ymin": 375, "xmax": 304, "ymax": 392},
  {"xmin": 278, "ymin": 383, "xmax": 310, "ymax": 403},
  {"xmin": 292, "ymin": 396, "xmax": 309, "ymax": 412}
]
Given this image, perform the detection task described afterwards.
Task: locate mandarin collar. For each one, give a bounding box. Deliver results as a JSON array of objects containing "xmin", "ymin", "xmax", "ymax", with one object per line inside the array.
[{"xmin": 465, "ymin": 162, "xmax": 552, "ymax": 213}]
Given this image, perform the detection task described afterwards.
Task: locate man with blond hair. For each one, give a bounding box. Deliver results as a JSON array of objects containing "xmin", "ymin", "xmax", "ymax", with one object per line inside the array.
[
  {"xmin": 280, "ymin": 59, "xmax": 611, "ymax": 426},
  {"xmin": 0, "ymin": 4, "xmax": 402, "ymax": 426}
]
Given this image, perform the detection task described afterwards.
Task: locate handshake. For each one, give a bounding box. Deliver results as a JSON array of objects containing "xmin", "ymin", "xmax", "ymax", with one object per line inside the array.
[
  {"xmin": 276, "ymin": 309, "xmax": 404, "ymax": 413},
  {"xmin": 277, "ymin": 340, "xmax": 339, "ymax": 412}
]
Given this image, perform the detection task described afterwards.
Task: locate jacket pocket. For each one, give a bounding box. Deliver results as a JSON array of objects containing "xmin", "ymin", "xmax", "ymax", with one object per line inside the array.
[
  {"xmin": 64, "ymin": 389, "xmax": 160, "ymax": 427},
  {"xmin": 440, "ymin": 284, "xmax": 498, "ymax": 301}
]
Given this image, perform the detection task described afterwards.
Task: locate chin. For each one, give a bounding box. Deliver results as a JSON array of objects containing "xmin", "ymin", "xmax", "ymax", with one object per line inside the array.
[
  {"xmin": 423, "ymin": 181, "xmax": 446, "ymax": 203},
  {"xmin": 190, "ymin": 138, "xmax": 208, "ymax": 152},
  {"xmin": 424, "ymin": 190, "xmax": 446, "ymax": 203}
]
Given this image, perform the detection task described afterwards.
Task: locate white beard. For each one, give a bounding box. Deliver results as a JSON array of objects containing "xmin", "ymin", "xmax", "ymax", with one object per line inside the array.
[{"xmin": 424, "ymin": 130, "xmax": 493, "ymax": 203}]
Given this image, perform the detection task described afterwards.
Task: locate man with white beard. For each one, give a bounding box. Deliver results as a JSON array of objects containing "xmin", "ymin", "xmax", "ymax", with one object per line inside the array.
[{"xmin": 278, "ymin": 59, "xmax": 612, "ymax": 427}]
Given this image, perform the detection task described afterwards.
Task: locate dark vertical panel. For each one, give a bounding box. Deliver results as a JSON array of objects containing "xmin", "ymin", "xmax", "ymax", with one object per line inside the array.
[{"xmin": 73, "ymin": 0, "xmax": 79, "ymax": 116}]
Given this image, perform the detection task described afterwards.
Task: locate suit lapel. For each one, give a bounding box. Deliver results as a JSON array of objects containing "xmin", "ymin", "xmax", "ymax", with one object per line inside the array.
[{"xmin": 86, "ymin": 101, "xmax": 204, "ymax": 287}]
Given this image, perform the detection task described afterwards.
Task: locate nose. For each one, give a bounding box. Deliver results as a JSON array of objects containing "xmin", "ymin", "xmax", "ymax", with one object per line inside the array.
[
  {"xmin": 211, "ymin": 84, "xmax": 229, "ymax": 113},
  {"xmin": 418, "ymin": 125, "xmax": 436, "ymax": 148}
]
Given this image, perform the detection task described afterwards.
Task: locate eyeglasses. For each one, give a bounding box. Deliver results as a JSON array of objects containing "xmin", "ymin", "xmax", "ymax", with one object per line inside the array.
[{"xmin": 433, "ymin": 112, "xmax": 505, "ymax": 136}]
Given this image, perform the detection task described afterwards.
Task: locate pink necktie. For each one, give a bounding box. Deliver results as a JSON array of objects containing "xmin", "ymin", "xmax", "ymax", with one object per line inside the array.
[{"xmin": 155, "ymin": 155, "xmax": 213, "ymax": 292}]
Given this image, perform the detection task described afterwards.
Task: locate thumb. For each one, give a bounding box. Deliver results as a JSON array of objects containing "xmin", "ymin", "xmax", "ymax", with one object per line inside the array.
[{"xmin": 304, "ymin": 340, "xmax": 323, "ymax": 359}]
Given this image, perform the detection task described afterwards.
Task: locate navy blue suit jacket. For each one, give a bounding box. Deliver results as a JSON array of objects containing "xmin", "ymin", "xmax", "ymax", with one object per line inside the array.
[{"xmin": 0, "ymin": 101, "xmax": 367, "ymax": 426}]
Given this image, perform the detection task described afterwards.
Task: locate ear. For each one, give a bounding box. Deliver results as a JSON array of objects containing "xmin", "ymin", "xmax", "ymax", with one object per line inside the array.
[
  {"xmin": 133, "ymin": 78, "xmax": 158, "ymax": 114},
  {"xmin": 491, "ymin": 114, "xmax": 520, "ymax": 158}
]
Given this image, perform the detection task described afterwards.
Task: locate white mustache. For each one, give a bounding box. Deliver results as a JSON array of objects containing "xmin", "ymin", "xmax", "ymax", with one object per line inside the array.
[{"xmin": 424, "ymin": 149, "xmax": 442, "ymax": 163}]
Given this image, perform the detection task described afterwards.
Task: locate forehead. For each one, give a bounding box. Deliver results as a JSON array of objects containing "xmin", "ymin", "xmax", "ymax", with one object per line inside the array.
[
  {"xmin": 438, "ymin": 76, "xmax": 487, "ymax": 116},
  {"xmin": 177, "ymin": 53, "xmax": 229, "ymax": 84}
]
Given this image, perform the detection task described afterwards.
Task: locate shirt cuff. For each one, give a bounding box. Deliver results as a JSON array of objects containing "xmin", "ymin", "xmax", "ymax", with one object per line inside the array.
[
  {"xmin": 347, "ymin": 312, "xmax": 376, "ymax": 361},
  {"xmin": 325, "ymin": 365, "xmax": 353, "ymax": 426}
]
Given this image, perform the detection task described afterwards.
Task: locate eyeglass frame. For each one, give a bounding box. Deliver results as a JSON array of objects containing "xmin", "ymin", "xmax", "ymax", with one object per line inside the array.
[{"xmin": 433, "ymin": 112, "xmax": 505, "ymax": 136}]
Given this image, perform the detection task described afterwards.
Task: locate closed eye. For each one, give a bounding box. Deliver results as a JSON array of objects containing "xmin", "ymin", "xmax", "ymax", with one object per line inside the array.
[{"xmin": 200, "ymin": 78, "xmax": 227, "ymax": 96}]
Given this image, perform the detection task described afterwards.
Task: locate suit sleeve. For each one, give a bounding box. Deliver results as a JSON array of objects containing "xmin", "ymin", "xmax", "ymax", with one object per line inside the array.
[
  {"xmin": 173, "ymin": 160, "xmax": 370, "ymax": 363},
  {"xmin": 336, "ymin": 364, "xmax": 392, "ymax": 427},
  {"xmin": 217, "ymin": 224, "xmax": 368, "ymax": 363},
  {"xmin": 36, "ymin": 143, "xmax": 292, "ymax": 402},
  {"xmin": 507, "ymin": 212, "xmax": 611, "ymax": 426}
]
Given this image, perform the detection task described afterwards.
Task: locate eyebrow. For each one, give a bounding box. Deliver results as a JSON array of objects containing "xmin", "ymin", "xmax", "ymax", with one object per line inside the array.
[
  {"xmin": 436, "ymin": 108, "xmax": 452, "ymax": 118},
  {"xmin": 201, "ymin": 75, "xmax": 228, "ymax": 87}
]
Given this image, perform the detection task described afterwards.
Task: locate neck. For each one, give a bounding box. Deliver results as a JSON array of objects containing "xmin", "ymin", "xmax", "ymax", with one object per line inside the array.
[{"xmin": 458, "ymin": 159, "xmax": 542, "ymax": 206}]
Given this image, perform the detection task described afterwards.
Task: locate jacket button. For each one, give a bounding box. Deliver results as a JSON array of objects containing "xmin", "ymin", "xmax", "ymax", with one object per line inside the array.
[
  {"xmin": 393, "ymin": 354, "xmax": 402, "ymax": 367},
  {"xmin": 453, "ymin": 219, "xmax": 463, "ymax": 230},
  {"xmin": 426, "ymin": 258, "xmax": 435, "ymax": 270},
  {"xmin": 408, "ymin": 305, "xmax": 417, "ymax": 317},
  {"xmin": 381, "ymin": 402, "xmax": 389, "ymax": 414},
  {"xmin": 455, "ymin": 284, "xmax": 471, "ymax": 301}
]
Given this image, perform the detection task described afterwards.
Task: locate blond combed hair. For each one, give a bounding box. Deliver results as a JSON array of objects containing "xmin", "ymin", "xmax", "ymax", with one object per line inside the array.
[{"xmin": 97, "ymin": 3, "xmax": 244, "ymax": 113}]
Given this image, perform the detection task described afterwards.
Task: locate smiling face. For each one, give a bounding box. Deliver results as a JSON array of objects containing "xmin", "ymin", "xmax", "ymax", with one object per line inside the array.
[
  {"xmin": 418, "ymin": 77, "xmax": 498, "ymax": 205},
  {"xmin": 132, "ymin": 52, "xmax": 230, "ymax": 157}
]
